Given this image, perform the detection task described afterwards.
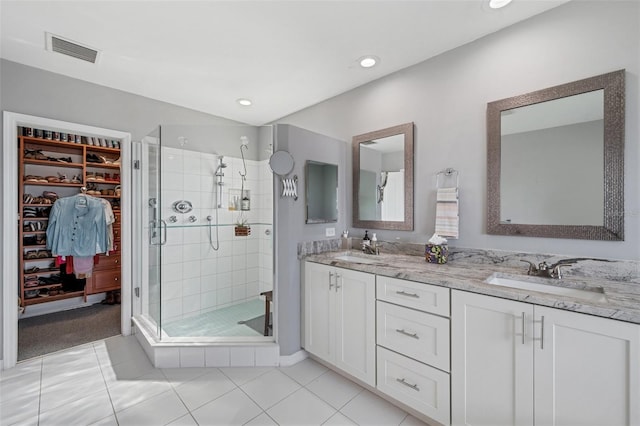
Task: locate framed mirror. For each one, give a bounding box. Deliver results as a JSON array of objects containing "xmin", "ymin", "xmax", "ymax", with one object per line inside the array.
[
  {"xmin": 487, "ymin": 70, "xmax": 625, "ymax": 240},
  {"xmin": 353, "ymin": 122, "xmax": 414, "ymax": 230},
  {"xmin": 305, "ymin": 161, "xmax": 338, "ymax": 224}
]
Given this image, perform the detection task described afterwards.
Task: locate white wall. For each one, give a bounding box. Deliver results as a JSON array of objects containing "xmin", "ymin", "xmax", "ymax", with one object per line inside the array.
[
  {"xmin": 277, "ymin": 1, "xmax": 639, "ymax": 261},
  {"xmin": 155, "ymin": 148, "xmax": 272, "ymax": 325}
]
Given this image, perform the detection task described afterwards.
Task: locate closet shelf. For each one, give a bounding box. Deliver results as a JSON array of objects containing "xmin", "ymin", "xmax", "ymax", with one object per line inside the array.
[
  {"xmin": 23, "ymin": 182, "xmax": 85, "ymax": 188},
  {"xmin": 23, "ymin": 268, "xmax": 59, "ymax": 277},
  {"xmin": 23, "ymin": 291, "xmax": 84, "ymax": 306},
  {"xmin": 19, "ymin": 130, "xmax": 122, "ymax": 310},
  {"xmin": 23, "ymin": 159, "xmax": 84, "ymax": 168},
  {"xmin": 86, "ymin": 163, "xmax": 121, "ymax": 170}
]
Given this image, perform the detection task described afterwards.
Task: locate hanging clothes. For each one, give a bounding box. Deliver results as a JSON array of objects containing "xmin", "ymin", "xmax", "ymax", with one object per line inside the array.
[{"xmin": 46, "ymin": 194, "xmax": 108, "ymax": 257}]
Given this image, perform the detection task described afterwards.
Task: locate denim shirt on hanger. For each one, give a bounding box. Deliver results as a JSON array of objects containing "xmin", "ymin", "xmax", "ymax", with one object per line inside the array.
[{"xmin": 46, "ymin": 194, "xmax": 107, "ymax": 257}]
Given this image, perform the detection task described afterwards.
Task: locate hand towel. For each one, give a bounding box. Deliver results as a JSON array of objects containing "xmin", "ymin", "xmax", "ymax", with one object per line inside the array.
[{"xmin": 435, "ymin": 187, "xmax": 459, "ymax": 239}]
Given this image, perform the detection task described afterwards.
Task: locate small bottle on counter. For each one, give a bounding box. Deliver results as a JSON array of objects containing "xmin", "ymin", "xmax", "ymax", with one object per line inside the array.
[{"xmin": 363, "ymin": 230, "xmax": 370, "ymax": 245}]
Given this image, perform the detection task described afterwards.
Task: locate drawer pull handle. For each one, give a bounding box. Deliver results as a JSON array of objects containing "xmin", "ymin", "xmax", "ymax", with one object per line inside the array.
[
  {"xmin": 396, "ymin": 290, "xmax": 419, "ymax": 298},
  {"xmin": 114, "ymin": 277, "xmax": 118, "ymax": 281},
  {"xmin": 396, "ymin": 378, "xmax": 420, "ymax": 392},
  {"xmin": 395, "ymin": 328, "xmax": 419, "ymax": 339}
]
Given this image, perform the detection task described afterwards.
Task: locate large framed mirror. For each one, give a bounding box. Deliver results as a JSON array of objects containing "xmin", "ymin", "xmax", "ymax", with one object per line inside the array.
[
  {"xmin": 353, "ymin": 122, "xmax": 414, "ymax": 230},
  {"xmin": 306, "ymin": 160, "xmax": 338, "ymax": 224},
  {"xmin": 487, "ymin": 70, "xmax": 625, "ymax": 240}
]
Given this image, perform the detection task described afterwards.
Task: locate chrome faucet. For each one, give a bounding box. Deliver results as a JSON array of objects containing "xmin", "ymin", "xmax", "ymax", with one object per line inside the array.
[
  {"xmin": 361, "ymin": 243, "xmax": 378, "ymax": 255},
  {"xmin": 521, "ymin": 259, "xmax": 576, "ymax": 279}
]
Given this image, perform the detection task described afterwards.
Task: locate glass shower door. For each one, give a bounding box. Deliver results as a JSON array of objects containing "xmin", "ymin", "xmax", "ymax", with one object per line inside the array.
[{"xmin": 141, "ymin": 127, "xmax": 163, "ymax": 337}]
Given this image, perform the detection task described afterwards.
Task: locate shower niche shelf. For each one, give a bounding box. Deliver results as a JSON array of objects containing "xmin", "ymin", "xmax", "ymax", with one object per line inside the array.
[{"xmin": 228, "ymin": 189, "xmax": 250, "ymax": 211}]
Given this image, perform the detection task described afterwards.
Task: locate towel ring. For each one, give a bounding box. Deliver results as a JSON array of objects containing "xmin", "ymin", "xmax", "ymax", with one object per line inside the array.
[{"xmin": 436, "ymin": 168, "xmax": 459, "ymax": 188}]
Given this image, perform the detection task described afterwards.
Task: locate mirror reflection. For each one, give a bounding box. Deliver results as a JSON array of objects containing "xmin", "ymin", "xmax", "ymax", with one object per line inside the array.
[
  {"xmin": 305, "ymin": 161, "xmax": 338, "ymax": 224},
  {"xmin": 359, "ymin": 134, "xmax": 405, "ymax": 221},
  {"xmin": 353, "ymin": 122, "xmax": 414, "ymax": 231},
  {"xmin": 500, "ymin": 90, "xmax": 604, "ymax": 226},
  {"xmin": 487, "ymin": 69, "xmax": 625, "ymax": 240}
]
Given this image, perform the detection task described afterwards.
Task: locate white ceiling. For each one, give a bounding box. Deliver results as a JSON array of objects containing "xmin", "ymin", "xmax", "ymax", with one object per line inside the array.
[{"xmin": 0, "ymin": 0, "xmax": 569, "ymax": 125}]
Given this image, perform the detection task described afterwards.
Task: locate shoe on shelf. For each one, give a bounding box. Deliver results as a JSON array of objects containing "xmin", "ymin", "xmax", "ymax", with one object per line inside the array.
[{"xmin": 86, "ymin": 153, "xmax": 101, "ymax": 163}]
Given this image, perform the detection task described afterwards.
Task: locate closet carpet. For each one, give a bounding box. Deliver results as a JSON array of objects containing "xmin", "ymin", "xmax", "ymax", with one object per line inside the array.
[{"xmin": 18, "ymin": 303, "xmax": 120, "ymax": 361}]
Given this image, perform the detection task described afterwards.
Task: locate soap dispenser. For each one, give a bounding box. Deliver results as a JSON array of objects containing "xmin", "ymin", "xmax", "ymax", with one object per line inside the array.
[{"xmin": 363, "ymin": 230, "xmax": 370, "ymax": 245}]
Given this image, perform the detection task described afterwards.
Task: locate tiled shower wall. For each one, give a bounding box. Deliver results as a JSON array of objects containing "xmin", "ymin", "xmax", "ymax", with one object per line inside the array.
[{"xmin": 156, "ymin": 147, "xmax": 273, "ymax": 323}]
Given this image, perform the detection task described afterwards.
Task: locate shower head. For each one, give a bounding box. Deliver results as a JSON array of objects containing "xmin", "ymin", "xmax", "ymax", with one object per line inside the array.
[
  {"xmin": 215, "ymin": 156, "xmax": 227, "ymax": 175},
  {"xmin": 240, "ymin": 136, "xmax": 249, "ymax": 148}
]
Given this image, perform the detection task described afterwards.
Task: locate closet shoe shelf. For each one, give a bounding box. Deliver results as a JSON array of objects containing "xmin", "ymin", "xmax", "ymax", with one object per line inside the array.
[{"xmin": 19, "ymin": 131, "xmax": 123, "ymax": 309}]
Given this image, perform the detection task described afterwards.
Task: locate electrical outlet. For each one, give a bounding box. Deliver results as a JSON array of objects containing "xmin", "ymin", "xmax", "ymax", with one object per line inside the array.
[{"xmin": 325, "ymin": 227, "xmax": 336, "ymax": 237}]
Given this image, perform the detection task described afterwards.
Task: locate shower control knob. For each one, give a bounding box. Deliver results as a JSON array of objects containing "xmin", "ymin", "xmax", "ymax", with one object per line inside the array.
[
  {"xmin": 168, "ymin": 216, "xmax": 178, "ymax": 223},
  {"xmin": 189, "ymin": 216, "xmax": 197, "ymax": 223}
]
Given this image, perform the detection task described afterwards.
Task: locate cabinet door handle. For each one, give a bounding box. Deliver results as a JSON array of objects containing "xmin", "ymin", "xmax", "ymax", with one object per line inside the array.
[
  {"xmin": 396, "ymin": 290, "xmax": 419, "ymax": 298},
  {"xmin": 540, "ymin": 315, "xmax": 545, "ymax": 350},
  {"xmin": 522, "ymin": 312, "xmax": 526, "ymax": 345},
  {"xmin": 396, "ymin": 378, "xmax": 420, "ymax": 392},
  {"xmin": 328, "ymin": 272, "xmax": 334, "ymax": 290},
  {"xmin": 335, "ymin": 274, "xmax": 342, "ymax": 291},
  {"xmin": 395, "ymin": 328, "xmax": 419, "ymax": 339}
]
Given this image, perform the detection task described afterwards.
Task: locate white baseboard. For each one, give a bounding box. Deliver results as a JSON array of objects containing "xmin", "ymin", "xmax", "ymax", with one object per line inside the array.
[
  {"xmin": 279, "ymin": 349, "xmax": 308, "ymax": 367},
  {"xmin": 19, "ymin": 294, "xmax": 106, "ymax": 319}
]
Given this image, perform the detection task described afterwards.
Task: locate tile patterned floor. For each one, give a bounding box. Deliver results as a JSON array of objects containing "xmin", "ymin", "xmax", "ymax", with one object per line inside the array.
[{"xmin": 0, "ymin": 335, "xmax": 430, "ymax": 426}]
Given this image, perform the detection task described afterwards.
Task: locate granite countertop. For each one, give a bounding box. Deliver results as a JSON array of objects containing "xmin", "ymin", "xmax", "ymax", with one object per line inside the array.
[{"xmin": 305, "ymin": 250, "xmax": 640, "ymax": 324}]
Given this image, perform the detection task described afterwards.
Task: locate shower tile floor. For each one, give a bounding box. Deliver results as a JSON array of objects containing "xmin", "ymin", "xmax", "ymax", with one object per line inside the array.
[
  {"xmin": 1, "ymin": 335, "xmax": 427, "ymax": 425},
  {"xmin": 163, "ymin": 298, "xmax": 266, "ymax": 337}
]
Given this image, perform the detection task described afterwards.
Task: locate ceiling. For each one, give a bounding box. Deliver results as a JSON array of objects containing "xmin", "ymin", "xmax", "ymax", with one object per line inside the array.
[{"xmin": 0, "ymin": 1, "xmax": 569, "ymax": 125}]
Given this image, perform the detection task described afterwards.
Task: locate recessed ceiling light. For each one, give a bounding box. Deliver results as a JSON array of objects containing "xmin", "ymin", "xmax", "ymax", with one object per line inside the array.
[
  {"xmin": 237, "ymin": 98, "xmax": 252, "ymax": 106},
  {"xmin": 359, "ymin": 56, "xmax": 379, "ymax": 68},
  {"xmin": 489, "ymin": 0, "xmax": 513, "ymax": 9}
]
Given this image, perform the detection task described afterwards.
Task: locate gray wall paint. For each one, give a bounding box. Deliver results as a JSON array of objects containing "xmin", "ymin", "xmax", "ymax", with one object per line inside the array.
[
  {"xmin": 276, "ymin": 0, "xmax": 639, "ymax": 261},
  {"xmin": 275, "ymin": 124, "xmax": 347, "ymax": 355},
  {"xmin": 280, "ymin": 1, "xmax": 640, "ymax": 259},
  {"xmin": 0, "ymin": 59, "xmax": 243, "ymax": 361}
]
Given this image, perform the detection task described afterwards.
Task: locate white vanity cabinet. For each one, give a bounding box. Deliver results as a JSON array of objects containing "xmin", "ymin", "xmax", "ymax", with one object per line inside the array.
[
  {"xmin": 303, "ymin": 261, "xmax": 376, "ymax": 386},
  {"xmin": 376, "ymin": 276, "xmax": 451, "ymax": 425},
  {"xmin": 451, "ymin": 290, "xmax": 640, "ymax": 426}
]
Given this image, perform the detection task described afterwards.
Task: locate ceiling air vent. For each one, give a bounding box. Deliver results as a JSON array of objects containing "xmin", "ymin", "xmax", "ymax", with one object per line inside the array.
[{"xmin": 46, "ymin": 33, "xmax": 100, "ymax": 64}]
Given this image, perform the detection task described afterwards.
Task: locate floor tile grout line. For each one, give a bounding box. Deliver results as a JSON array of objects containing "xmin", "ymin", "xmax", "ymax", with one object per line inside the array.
[
  {"xmin": 92, "ymin": 341, "xmax": 121, "ymax": 425},
  {"xmin": 235, "ymin": 372, "xmax": 303, "ymax": 415},
  {"xmin": 169, "ymin": 370, "xmax": 239, "ymax": 415},
  {"xmin": 36, "ymin": 357, "xmax": 44, "ymax": 426}
]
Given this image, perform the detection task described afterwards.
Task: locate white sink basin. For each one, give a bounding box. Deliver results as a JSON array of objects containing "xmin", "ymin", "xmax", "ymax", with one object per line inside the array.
[
  {"xmin": 333, "ymin": 255, "xmax": 379, "ymax": 265},
  {"xmin": 486, "ymin": 275, "xmax": 607, "ymax": 303}
]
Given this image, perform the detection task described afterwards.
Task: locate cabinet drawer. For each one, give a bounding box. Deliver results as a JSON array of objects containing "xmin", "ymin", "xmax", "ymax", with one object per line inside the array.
[
  {"xmin": 376, "ymin": 276, "xmax": 450, "ymax": 317},
  {"xmin": 94, "ymin": 255, "xmax": 121, "ymax": 271},
  {"xmin": 91, "ymin": 269, "xmax": 121, "ymax": 292},
  {"xmin": 377, "ymin": 301, "xmax": 450, "ymax": 371},
  {"xmin": 377, "ymin": 346, "xmax": 450, "ymax": 426}
]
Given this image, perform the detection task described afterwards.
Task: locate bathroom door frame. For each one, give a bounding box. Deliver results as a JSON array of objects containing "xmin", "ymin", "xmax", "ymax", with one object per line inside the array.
[{"xmin": 2, "ymin": 112, "xmax": 133, "ymax": 369}]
